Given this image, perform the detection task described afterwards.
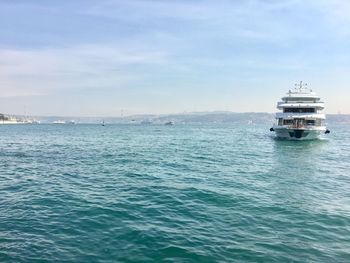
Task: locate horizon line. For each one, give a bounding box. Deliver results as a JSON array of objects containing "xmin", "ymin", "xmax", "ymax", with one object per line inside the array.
[{"xmin": 1, "ymin": 111, "xmax": 349, "ymax": 119}]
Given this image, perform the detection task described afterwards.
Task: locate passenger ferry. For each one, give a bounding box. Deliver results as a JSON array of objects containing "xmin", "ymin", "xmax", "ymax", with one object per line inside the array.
[{"xmin": 270, "ymin": 81, "xmax": 330, "ymax": 140}]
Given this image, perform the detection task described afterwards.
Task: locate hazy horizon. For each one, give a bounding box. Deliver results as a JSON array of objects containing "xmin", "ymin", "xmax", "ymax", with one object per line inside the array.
[
  {"xmin": 3, "ymin": 111, "xmax": 350, "ymax": 120},
  {"xmin": 1, "ymin": 1, "xmax": 350, "ymax": 116}
]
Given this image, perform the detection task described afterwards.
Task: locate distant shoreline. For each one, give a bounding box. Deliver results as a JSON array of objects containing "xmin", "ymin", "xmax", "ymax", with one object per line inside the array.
[{"xmin": 1, "ymin": 112, "xmax": 350, "ymax": 125}]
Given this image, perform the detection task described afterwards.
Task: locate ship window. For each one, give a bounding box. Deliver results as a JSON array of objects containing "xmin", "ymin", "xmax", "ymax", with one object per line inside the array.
[
  {"xmin": 278, "ymin": 118, "xmax": 283, "ymax": 125},
  {"xmin": 283, "ymin": 119, "xmax": 293, "ymax": 125},
  {"xmin": 286, "ymin": 98, "xmax": 315, "ymax": 102},
  {"xmin": 306, "ymin": 120, "xmax": 315, "ymax": 125},
  {"xmin": 283, "ymin": 108, "xmax": 315, "ymax": 113}
]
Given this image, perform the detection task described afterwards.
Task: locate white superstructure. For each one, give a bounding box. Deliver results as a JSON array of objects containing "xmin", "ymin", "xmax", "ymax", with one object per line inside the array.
[{"xmin": 270, "ymin": 81, "xmax": 330, "ymax": 140}]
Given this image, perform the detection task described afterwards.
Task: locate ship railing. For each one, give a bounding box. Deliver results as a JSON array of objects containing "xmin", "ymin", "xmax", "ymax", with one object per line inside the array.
[
  {"xmin": 285, "ymin": 124, "xmax": 322, "ymax": 129},
  {"xmin": 290, "ymin": 124, "xmax": 305, "ymax": 129}
]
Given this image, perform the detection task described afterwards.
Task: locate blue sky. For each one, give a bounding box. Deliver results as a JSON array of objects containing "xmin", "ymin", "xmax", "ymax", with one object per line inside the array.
[{"xmin": 0, "ymin": 0, "xmax": 350, "ymax": 116}]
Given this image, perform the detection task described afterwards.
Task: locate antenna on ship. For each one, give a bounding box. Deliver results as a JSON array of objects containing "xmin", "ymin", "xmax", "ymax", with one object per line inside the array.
[{"xmin": 295, "ymin": 81, "xmax": 307, "ymax": 91}]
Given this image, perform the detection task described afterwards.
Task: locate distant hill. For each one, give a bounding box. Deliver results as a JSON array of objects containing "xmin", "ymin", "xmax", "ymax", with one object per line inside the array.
[
  {"xmin": 125, "ymin": 112, "xmax": 275, "ymax": 124},
  {"xmin": 0, "ymin": 111, "xmax": 275, "ymax": 124},
  {"xmin": 1, "ymin": 112, "xmax": 350, "ymax": 125},
  {"xmin": 327, "ymin": 114, "xmax": 350, "ymax": 124}
]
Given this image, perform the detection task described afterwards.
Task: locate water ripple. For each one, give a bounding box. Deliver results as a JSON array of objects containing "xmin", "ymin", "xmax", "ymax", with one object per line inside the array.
[{"xmin": 0, "ymin": 124, "xmax": 350, "ymax": 262}]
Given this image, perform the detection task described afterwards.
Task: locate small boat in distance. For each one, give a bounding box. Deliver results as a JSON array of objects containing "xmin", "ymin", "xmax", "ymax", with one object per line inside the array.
[
  {"xmin": 164, "ymin": 121, "xmax": 174, "ymax": 126},
  {"xmin": 270, "ymin": 81, "xmax": 330, "ymax": 140},
  {"xmin": 52, "ymin": 120, "xmax": 65, "ymax": 124}
]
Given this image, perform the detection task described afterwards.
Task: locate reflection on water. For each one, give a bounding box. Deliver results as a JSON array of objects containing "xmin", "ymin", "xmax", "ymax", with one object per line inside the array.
[
  {"xmin": 269, "ymin": 138, "xmax": 340, "ymax": 213},
  {"xmin": 273, "ymin": 137, "xmax": 328, "ymax": 155},
  {"xmin": 272, "ymin": 137, "xmax": 329, "ymax": 172}
]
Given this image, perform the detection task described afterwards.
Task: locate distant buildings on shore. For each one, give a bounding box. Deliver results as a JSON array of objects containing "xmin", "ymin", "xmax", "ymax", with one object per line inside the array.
[
  {"xmin": 0, "ymin": 113, "xmax": 19, "ymax": 124},
  {"xmin": 0, "ymin": 113, "xmax": 40, "ymax": 124}
]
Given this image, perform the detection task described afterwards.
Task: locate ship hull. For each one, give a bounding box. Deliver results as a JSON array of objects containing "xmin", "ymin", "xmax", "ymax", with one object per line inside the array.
[
  {"xmin": 274, "ymin": 127, "xmax": 325, "ymax": 140},
  {"xmin": 0, "ymin": 120, "xmax": 20, "ymax": 124}
]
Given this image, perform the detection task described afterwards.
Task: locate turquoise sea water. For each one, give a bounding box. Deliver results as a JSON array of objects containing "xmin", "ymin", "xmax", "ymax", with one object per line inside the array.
[{"xmin": 0, "ymin": 123, "xmax": 349, "ymax": 262}]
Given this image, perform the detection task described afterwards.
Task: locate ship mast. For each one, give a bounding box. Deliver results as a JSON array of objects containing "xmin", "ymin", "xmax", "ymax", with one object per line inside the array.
[{"xmin": 295, "ymin": 81, "xmax": 308, "ymax": 92}]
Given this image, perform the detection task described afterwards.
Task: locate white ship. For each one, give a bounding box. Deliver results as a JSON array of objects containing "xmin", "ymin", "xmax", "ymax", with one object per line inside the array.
[
  {"xmin": 0, "ymin": 114, "xmax": 20, "ymax": 124},
  {"xmin": 0, "ymin": 113, "xmax": 39, "ymax": 124},
  {"xmin": 52, "ymin": 120, "xmax": 65, "ymax": 124},
  {"xmin": 270, "ymin": 81, "xmax": 330, "ymax": 140}
]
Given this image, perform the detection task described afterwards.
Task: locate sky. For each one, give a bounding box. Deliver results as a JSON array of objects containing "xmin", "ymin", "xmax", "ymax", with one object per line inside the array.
[{"xmin": 0, "ymin": 0, "xmax": 350, "ymax": 116}]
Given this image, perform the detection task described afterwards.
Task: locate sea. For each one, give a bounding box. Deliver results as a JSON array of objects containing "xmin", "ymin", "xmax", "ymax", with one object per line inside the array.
[{"xmin": 0, "ymin": 123, "xmax": 349, "ymax": 262}]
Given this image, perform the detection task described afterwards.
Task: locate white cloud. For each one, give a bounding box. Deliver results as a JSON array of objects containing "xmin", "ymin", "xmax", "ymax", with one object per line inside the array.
[
  {"xmin": 0, "ymin": 45, "xmax": 168, "ymax": 98},
  {"xmin": 80, "ymin": 0, "xmax": 330, "ymax": 44}
]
